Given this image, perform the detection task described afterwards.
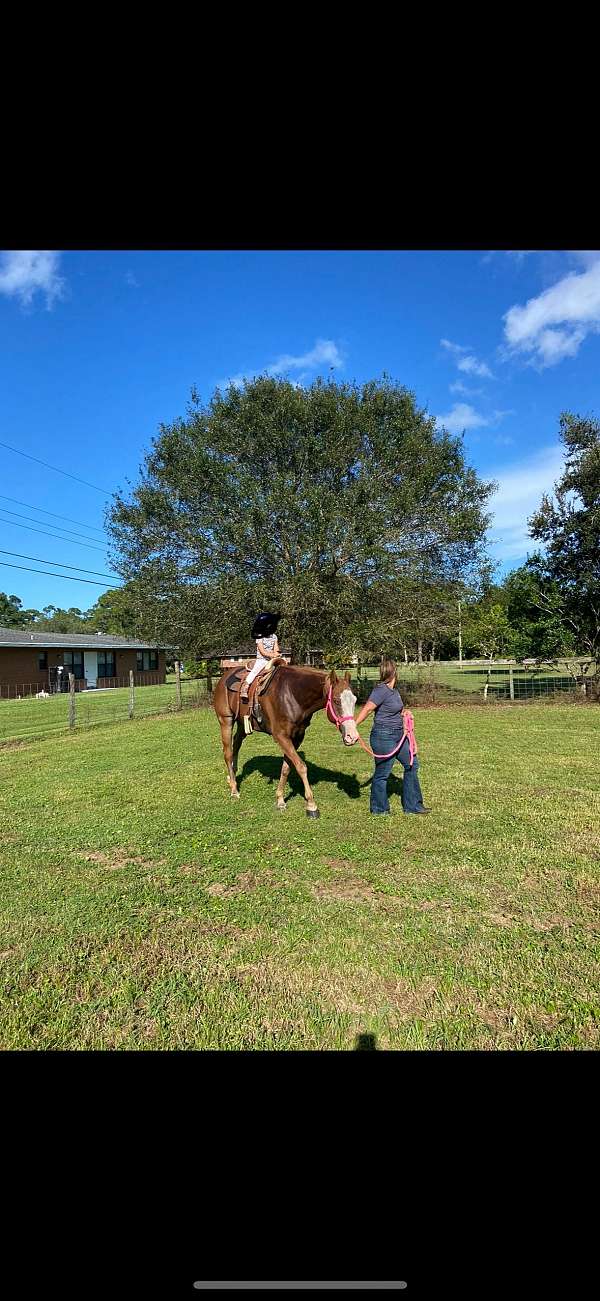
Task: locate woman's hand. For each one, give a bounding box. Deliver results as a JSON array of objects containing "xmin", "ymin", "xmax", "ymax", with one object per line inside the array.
[{"xmin": 354, "ymin": 700, "xmax": 376, "ymax": 727}]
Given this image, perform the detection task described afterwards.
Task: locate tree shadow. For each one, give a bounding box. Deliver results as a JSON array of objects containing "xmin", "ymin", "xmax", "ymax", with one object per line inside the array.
[
  {"xmin": 237, "ymin": 752, "xmax": 362, "ymax": 801},
  {"xmin": 354, "ymin": 1033, "xmax": 378, "ymax": 1050}
]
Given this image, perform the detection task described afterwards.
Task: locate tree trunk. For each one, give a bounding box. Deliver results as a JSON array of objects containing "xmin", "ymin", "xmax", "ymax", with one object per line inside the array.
[{"xmin": 417, "ymin": 640, "xmax": 423, "ymax": 664}]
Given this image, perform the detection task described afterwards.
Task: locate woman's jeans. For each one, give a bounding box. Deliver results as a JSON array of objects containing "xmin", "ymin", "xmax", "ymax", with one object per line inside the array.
[{"xmin": 369, "ymin": 727, "xmax": 425, "ymax": 814}]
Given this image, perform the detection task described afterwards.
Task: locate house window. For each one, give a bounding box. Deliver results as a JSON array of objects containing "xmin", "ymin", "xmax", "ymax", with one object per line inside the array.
[
  {"xmin": 136, "ymin": 650, "xmax": 158, "ymax": 672},
  {"xmin": 38, "ymin": 651, "xmax": 48, "ymax": 671},
  {"xmin": 98, "ymin": 651, "xmax": 116, "ymax": 679},
  {"xmin": 63, "ymin": 650, "xmax": 84, "ymax": 680}
]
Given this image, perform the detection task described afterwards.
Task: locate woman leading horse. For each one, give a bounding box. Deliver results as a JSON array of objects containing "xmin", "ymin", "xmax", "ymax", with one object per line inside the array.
[{"xmin": 353, "ymin": 658, "xmax": 431, "ymax": 815}]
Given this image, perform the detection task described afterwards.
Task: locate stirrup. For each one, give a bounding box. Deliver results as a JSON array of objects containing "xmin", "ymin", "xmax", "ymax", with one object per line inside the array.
[{"xmin": 243, "ymin": 715, "xmax": 253, "ymax": 735}]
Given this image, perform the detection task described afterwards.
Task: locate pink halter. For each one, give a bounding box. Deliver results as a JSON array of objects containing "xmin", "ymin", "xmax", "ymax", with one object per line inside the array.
[{"xmin": 326, "ymin": 684, "xmax": 418, "ymax": 765}]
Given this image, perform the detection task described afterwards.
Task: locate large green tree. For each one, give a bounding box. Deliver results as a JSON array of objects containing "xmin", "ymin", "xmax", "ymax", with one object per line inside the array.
[
  {"xmin": 108, "ymin": 376, "xmax": 494, "ymax": 662},
  {"xmin": 28, "ymin": 605, "xmax": 89, "ymax": 633},
  {"xmin": 527, "ymin": 412, "xmax": 600, "ymax": 659},
  {"xmin": 85, "ymin": 586, "xmax": 142, "ymax": 638},
  {"xmin": 0, "ymin": 593, "xmax": 39, "ymax": 627}
]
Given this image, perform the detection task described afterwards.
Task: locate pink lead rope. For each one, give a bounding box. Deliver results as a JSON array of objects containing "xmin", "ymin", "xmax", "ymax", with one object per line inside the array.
[{"xmin": 326, "ymin": 686, "xmax": 418, "ymax": 765}]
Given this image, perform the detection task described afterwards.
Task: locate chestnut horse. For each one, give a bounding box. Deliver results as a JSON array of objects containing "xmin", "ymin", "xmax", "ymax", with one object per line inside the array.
[{"xmin": 213, "ymin": 665, "xmax": 359, "ymax": 818}]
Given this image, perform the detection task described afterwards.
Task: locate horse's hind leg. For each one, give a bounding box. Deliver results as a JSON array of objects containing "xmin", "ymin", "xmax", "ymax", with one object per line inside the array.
[
  {"xmin": 232, "ymin": 722, "xmax": 245, "ymax": 783},
  {"xmin": 219, "ymin": 715, "xmax": 241, "ymax": 799}
]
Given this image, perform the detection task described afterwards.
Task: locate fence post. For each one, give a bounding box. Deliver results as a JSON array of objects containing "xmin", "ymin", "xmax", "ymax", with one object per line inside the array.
[
  {"xmin": 509, "ymin": 666, "xmax": 514, "ymax": 701},
  {"xmin": 175, "ymin": 660, "xmax": 182, "ymax": 710},
  {"xmin": 206, "ymin": 664, "xmax": 213, "ymax": 697},
  {"xmin": 129, "ymin": 669, "xmax": 135, "ymax": 718},
  {"xmin": 68, "ymin": 673, "xmax": 76, "ymax": 729}
]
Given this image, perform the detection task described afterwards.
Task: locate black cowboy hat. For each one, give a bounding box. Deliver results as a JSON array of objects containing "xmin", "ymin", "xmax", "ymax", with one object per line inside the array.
[{"xmin": 251, "ymin": 611, "xmax": 281, "ymax": 638}]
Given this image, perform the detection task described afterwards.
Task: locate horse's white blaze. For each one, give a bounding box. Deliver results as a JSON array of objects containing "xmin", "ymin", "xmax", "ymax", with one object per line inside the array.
[{"xmin": 339, "ymin": 687, "xmax": 359, "ymax": 744}]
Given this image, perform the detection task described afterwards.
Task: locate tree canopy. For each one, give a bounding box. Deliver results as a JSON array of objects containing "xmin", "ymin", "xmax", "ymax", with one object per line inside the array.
[
  {"xmin": 107, "ymin": 375, "xmax": 494, "ymax": 661},
  {"xmin": 527, "ymin": 412, "xmax": 600, "ymax": 659}
]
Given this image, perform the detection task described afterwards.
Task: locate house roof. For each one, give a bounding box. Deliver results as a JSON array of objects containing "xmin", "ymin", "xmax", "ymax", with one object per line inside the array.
[{"xmin": 0, "ymin": 627, "xmax": 166, "ymax": 650}]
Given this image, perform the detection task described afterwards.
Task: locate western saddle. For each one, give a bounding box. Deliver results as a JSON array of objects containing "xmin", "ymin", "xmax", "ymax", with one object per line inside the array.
[{"xmin": 225, "ymin": 658, "xmax": 283, "ymax": 734}]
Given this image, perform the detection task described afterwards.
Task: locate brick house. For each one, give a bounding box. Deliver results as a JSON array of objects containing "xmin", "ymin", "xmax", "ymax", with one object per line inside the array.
[{"xmin": 0, "ymin": 628, "xmax": 168, "ymax": 697}]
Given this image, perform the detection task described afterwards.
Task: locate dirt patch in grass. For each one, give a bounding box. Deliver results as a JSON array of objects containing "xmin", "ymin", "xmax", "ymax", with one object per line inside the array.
[
  {"xmin": 206, "ymin": 869, "xmax": 276, "ymax": 897},
  {"xmin": 576, "ymin": 878, "xmax": 600, "ymax": 905},
  {"xmin": 568, "ymin": 831, "xmax": 600, "ymax": 861},
  {"xmin": 78, "ymin": 850, "xmax": 164, "ymax": 871},
  {"xmin": 312, "ymin": 879, "xmax": 379, "ymax": 904},
  {"xmin": 235, "ymin": 957, "xmax": 438, "ymax": 1021}
]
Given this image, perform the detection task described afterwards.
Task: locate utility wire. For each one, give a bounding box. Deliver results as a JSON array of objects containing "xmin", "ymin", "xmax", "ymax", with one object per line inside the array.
[
  {"xmin": 0, "ymin": 505, "xmax": 107, "ymax": 545},
  {"xmin": 0, "ymin": 549, "xmax": 119, "ymax": 581},
  {"xmin": 0, "ymin": 514, "xmax": 107, "ymax": 552},
  {"xmin": 0, "ymin": 439, "xmax": 113, "ymax": 495},
  {"xmin": 0, "ymin": 560, "xmax": 118, "ymax": 587},
  {"xmin": 0, "ymin": 493, "xmax": 106, "ymax": 535}
]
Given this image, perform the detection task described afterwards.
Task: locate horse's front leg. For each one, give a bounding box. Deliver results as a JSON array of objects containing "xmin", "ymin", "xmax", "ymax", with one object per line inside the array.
[
  {"xmin": 272, "ymin": 728, "xmax": 319, "ymax": 818},
  {"xmin": 274, "ymin": 729, "xmax": 304, "ymax": 812},
  {"xmin": 275, "ymin": 757, "xmax": 291, "ymax": 811}
]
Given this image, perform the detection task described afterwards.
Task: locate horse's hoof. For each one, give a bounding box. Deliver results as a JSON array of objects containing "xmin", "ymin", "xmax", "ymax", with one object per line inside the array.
[
  {"xmin": 231, "ymin": 791, "xmax": 240, "ymax": 800},
  {"xmin": 306, "ymin": 807, "xmax": 320, "ymax": 819},
  {"xmin": 277, "ymin": 802, "xmax": 286, "ymax": 813}
]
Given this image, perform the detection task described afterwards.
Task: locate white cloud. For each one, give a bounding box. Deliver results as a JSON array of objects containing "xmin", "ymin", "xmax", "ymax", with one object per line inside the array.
[
  {"xmin": 440, "ymin": 337, "xmax": 493, "ymax": 378},
  {"xmin": 436, "ymin": 403, "xmax": 490, "ymax": 434},
  {"xmin": 0, "ymin": 250, "xmax": 64, "ymax": 308},
  {"xmin": 436, "ymin": 404, "xmax": 512, "ymax": 436},
  {"xmin": 449, "ymin": 380, "xmax": 484, "ymax": 396},
  {"xmin": 503, "ymin": 253, "xmax": 600, "ymax": 367},
  {"xmin": 487, "ymin": 443, "xmax": 565, "ymax": 560},
  {"xmin": 267, "ymin": 338, "xmax": 343, "ymax": 375},
  {"xmin": 219, "ymin": 337, "xmax": 343, "ymax": 390}
]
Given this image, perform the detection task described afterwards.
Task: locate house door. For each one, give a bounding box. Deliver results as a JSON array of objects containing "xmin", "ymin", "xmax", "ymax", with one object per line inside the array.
[{"xmin": 84, "ymin": 651, "xmax": 98, "ymax": 687}]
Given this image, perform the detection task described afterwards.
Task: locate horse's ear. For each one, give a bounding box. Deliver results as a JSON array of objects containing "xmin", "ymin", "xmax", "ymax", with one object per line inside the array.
[
  {"xmin": 344, "ymin": 671, "xmax": 352, "ymax": 685},
  {"xmin": 329, "ymin": 668, "xmax": 338, "ymax": 685}
]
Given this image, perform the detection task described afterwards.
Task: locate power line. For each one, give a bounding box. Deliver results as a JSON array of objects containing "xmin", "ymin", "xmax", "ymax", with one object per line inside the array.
[
  {"xmin": 0, "ymin": 439, "xmax": 113, "ymax": 495},
  {"xmin": 0, "ymin": 505, "xmax": 107, "ymax": 546},
  {"xmin": 0, "ymin": 493, "xmax": 106, "ymax": 536},
  {"xmin": 0, "ymin": 549, "xmax": 119, "ymax": 581},
  {"xmin": 0, "ymin": 513, "xmax": 108, "ymax": 552},
  {"xmin": 0, "ymin": 560, "xmax": 118, "ymax": 588}
]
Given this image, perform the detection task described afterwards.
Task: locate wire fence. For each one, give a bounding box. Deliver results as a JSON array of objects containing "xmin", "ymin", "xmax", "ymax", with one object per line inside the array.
[
  {"xmin": 0, "ymin": 660, "xmax": 596, "ymax": 748},
  {"xmin": 0, "ymin": 673, "xmax": 213, "ymax": 747},
  {"xmin": 349, "ymin": 660, "xmax": 596, "ymax": 706}
]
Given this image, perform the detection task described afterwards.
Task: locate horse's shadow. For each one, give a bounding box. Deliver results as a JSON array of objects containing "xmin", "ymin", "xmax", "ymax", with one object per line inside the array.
[{"xmin": 237, "ymin": 751, "xmax": 364, "ymax": 801}]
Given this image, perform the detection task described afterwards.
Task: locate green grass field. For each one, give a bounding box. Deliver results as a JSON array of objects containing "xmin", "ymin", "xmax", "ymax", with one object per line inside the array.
[{"xmin": 1, "ymin": 702, "xmax": 599, "ymax": 1050}]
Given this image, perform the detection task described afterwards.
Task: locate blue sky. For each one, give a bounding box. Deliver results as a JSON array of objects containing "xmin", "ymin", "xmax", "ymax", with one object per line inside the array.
[{"xmin": 1, "ymin": 248, "xmax": 599, "ymax": 612}]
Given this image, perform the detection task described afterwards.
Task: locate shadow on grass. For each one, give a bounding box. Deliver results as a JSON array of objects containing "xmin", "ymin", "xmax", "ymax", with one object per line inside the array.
[
  {"xmin": 354, "ymin": 1033, "xmax": 378, "ymax": 1050},
  {"xmin": 237, "ymin": 751, "xmax": 363, "ymax": 801}
]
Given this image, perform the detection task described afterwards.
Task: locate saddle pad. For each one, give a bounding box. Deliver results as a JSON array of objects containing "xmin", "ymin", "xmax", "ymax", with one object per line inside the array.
[{"xmin": 225, "ymin": 668, "xmax": 246, "ymax": 691}]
